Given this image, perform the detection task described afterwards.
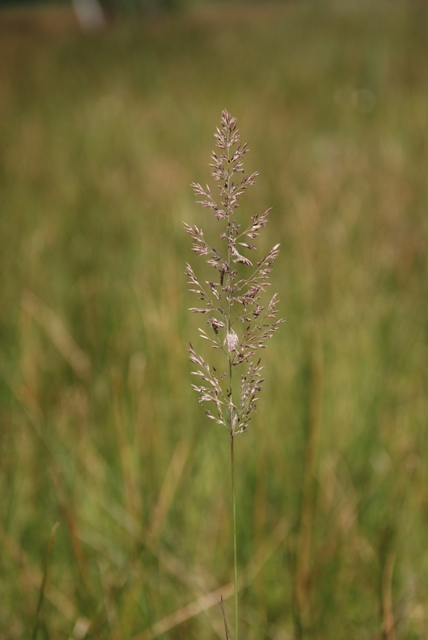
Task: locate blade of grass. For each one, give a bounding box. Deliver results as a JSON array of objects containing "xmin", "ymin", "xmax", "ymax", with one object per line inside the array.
[
  {"xmin": 221, "ymin": 596, "xmax": 232, "ymax": 640},
  {"xmin": 146, "ymin": 439, "xmax": 190, "ymax": 547},
  {"xmin": 293, "ymin": 332, "xmax": 323, "ymax": 636},
  {"xmin": 0, "ymin": 521, "xmax": 92, "ymax": 635},
  {"xmin": 381, "ymin": 552, "xmax": 396, "ymax": 640},
  {"xmin": 22, "ymin": 290, "xmax": 91, "ymax": 383},
  {"xmin": 32, "ymin": 522, "xmax": 60, "ymax": 640}
]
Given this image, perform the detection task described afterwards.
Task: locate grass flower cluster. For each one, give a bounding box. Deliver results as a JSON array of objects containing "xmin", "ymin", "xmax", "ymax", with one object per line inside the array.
[
  {"xmin": 185, "ymin": 110, "xmax": 282, "ymax": 437},
  {"xmin": 185, "ymin": 110, "xmax": 283, "ymax": 639}
]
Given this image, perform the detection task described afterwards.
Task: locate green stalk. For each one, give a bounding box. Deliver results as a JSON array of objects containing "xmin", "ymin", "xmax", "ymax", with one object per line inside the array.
[{"xmin": 230, "ymin": 433, "xmax": 238, "ymax": 640}]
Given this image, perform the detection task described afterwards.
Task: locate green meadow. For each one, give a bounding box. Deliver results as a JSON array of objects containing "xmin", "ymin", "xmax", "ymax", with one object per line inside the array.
[{"xmin": 1, "ymin": 2, "xmax": 427, "ymax": 638}]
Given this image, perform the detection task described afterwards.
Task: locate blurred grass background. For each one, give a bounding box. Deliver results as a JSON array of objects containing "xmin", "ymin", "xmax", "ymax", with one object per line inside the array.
[{"xmin": 1, "ymin": 1, "xmax": 428, "ymax": 638}]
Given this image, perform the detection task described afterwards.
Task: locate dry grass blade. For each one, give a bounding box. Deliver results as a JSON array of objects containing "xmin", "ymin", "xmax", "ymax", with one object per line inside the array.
[
  {"xmin": 22, "ymin": 290, "xmax": 91, "ymax": 382},
  {"xmin": 146, "ymin": 440, "xmax": 190, "ymax": 547},
  {"xmin": 130, "ymin": 582, "xmax": 235, "ymax": 640}
]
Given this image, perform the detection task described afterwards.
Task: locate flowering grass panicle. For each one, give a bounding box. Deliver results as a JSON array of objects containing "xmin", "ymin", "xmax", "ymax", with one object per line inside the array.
[{"xmin": 185, "ymin": 110, "xmax": 283, "ymax": 438}]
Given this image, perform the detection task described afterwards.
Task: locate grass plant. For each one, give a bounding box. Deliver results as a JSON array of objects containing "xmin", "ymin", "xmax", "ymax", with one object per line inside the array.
[{"xmin": 185, "ymin": 110, "xmax": 282, "ymax": 640}]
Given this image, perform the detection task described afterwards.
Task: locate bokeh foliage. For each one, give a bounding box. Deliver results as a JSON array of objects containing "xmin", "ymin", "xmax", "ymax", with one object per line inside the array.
[{"xmin": 0, "ymin": 2, "xmax": 428, "ymax": 638}]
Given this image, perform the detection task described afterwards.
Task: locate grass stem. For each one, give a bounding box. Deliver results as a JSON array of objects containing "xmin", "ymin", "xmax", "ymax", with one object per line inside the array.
[
  {"xmin": 231, "ymin": 434, "xmax": 238, "ymax": 640},
  {"xmin": 32, "ymin": 522, "xmax": 60, "ymax": 640}
]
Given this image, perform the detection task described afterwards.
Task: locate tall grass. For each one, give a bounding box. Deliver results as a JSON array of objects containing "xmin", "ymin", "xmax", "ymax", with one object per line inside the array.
[
  {"xmin": 0, "ymin": 2, "xmax": 428, "ymax": 639},
  {"xmin": 185, "ymin": 110, "xmax": 282, "ymax": 640}
]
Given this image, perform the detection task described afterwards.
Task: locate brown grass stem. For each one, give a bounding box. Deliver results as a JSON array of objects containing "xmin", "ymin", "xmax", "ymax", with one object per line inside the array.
[{"xmin": 381, "ymin": 552, "xmax": 396, "ymax": 640}]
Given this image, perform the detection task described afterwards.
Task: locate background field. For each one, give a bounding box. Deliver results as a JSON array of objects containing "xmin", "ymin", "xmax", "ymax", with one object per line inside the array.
[{"xmin": 1, "ymin": 2, "xmax": 428, "ymax": 638}]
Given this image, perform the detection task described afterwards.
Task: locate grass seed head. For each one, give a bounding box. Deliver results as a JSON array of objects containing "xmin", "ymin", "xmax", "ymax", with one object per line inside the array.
[{"xmin": 185, "ymin": 110, "xmax": 283, "ymax": 436}]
